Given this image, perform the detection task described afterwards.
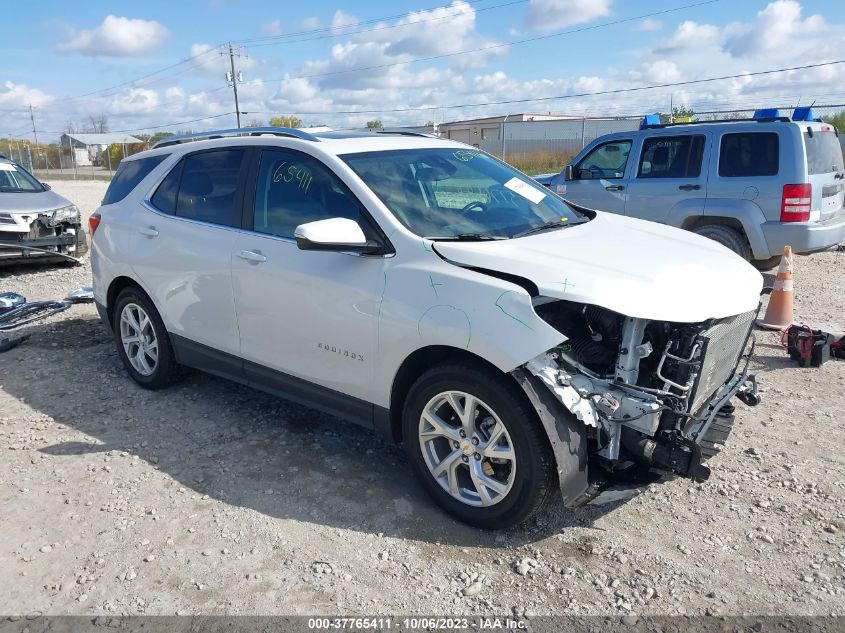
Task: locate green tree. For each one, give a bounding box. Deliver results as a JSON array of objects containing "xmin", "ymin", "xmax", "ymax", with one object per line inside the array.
[
  {"xmin": 269, "ymin": 115, "xmax": 302, "ymax": 128},
  {"xmin": 822, "ymin": 110, "xmax": 845, "ymax": 131},
  {"xmin": 366, "ymin": 120, "xmax": 383, "ymax": 129}
]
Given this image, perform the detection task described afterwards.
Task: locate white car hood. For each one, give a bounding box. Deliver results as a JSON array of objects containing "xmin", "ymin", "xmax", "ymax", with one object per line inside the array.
[{"xmin": 433, "ymin": 212, "xmax": 764, "ymax": 323}]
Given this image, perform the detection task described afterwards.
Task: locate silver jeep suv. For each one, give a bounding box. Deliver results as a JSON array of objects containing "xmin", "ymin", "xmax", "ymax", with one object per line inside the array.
[{"xmin": 544, "ymin": 107, "xmax": 845, "ymax": 269}]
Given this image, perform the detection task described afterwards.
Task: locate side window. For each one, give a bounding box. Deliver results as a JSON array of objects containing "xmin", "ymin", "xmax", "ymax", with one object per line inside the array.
[
  {"xmin": 150, "ymin": 161, "xmax": 183, "ymax": 214},
  {"xmin": 174, "ymin": 149, "xmax": 247, "ymax": 226},
  {"xmin": 719, "ymin": 132, "xmax": 779, "ymax": 177},
  {"xmin": 638, "ymin": 135, "xmax": 705, "ymax": 178},
  {"xmin": 102, "ymin": 154, "xmax": 168, "ymax": 205},
  {"xmin": 577, "ymin": 140, "xmax": 632, "ymax": 180},
  {"xmin": 252, "ymin": 149, "xmax": 359, "ymax": 239}
]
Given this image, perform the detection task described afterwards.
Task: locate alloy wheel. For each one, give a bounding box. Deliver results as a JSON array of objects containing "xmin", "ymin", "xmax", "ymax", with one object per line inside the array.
[
  {"xmin": 418, "ymin": 391, "xmax": 516, "ymax": 507},
  {"xmin": 119, "ymin": 302, "xmax": 158, "ymax": 377}
]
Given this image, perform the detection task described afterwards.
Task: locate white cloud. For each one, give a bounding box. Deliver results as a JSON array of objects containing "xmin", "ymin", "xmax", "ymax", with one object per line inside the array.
[
  {"xmin": 524, "ymin": 0, "xmax": 612, "ymax": 33},
  {"xmin": 259, "ymin": 20, "xmax": 282, "ymax": 37},
  {"xmin": 724, "ymin": 0, "xmax": 829, "ymax": 58},
  {"xmin": 636, "ymin": 18, "xmax": 662, "ymax": 32},
  {"xmin": 655, "ymin": 20, "xmax": 721, "ymax": 54},
  {"xmin": 0, "ymin": 81, "xmax": 54, "ymax": 108},
  {"xmin": 330, "ymin": 11, "xmax": 358, "ymax": 30},
  {"xmin": 298, "ymin": 16, "xmax": 321, "ymax": 30},
  {"xmin": 57, "ymin": 15, "xmax": 169, "ymax": 57}
]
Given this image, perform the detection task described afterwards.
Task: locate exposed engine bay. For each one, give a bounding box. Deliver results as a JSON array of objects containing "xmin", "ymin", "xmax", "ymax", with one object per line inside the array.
[{"xmin": 525, "ymin": 298, "xmax": 760, "ymax": 490}]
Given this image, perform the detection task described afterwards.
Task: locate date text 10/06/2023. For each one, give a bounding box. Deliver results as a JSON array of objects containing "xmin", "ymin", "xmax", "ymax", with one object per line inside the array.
[{"xmin": 307, "ymin": 616, "xmax": 528, "ymax": 630}]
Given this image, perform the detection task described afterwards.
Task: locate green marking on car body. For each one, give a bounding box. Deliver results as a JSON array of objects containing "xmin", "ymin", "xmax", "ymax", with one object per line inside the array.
[
  {"xmin": 495, "ymin": 291, "xmax": 534, "ymax": 330},
  {"xmin": 428, "ymin": 275, "xmax": 444, "ymax": 297}
]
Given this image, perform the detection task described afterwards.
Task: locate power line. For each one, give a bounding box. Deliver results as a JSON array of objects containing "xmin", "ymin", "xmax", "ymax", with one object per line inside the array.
[{"xmin": 260, "ymin": 0, "xmax": 722, "ymax": 84}]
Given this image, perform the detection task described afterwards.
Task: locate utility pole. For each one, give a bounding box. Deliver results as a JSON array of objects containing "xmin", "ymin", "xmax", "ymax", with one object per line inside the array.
[
  {"xmin": 226, "ymin": 43, "xmax": 242, "ymax": 128},
  {"xmin": 29, "ymin": 104, "xmax": 47, "ymax": 176}
]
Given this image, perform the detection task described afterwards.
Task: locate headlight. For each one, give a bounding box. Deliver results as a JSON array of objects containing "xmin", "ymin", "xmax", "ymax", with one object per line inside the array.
[{"xmin": 51, "ymin": 204, "xmax": 80, "ymax": 224}]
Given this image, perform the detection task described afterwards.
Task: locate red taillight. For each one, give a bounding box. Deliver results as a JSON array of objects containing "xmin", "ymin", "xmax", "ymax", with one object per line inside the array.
[
  {"xmin": 88, "ymin": 212, "xmax": 101, "ymax": 235},
  {"xmin": 780, "ymin": 183, "xmax": 811, "ymax": 222}
]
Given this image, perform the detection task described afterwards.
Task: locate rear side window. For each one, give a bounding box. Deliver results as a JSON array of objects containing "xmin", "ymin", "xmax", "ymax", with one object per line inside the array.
[
  {"xmin": 719, "ymin": 133, "xmax": 779, "ymax": 177},
  {"xmin": 150, "ymin": 150, "xmax": 247, "ymax": 226},
  {"xmin": 638, "ymin": 135, "xmax": 705, "ymax": 178},
  {"xmin": 804, "ymin": 130, "xmax": 845, "ymax": 175},
  {"xmin": 102, "ymin": 155, "xmax": 168, "ymax": 205}
]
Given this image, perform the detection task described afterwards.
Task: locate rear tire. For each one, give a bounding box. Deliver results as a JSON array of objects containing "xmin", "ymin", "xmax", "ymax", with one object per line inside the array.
[
  {"xmin": 402, "ymin": 363, "xmax": 557, "ymax": 529},
  {"xmin": 692, "ymin": 224, "xmax": 751, "ymax": 261},
  {"xmin": 752, "ymin": 255, "xmax": 781, "ymax": 271},
  {"xmin": 112, "ymin": 287, "xmax": 183, "ymax": 390}
]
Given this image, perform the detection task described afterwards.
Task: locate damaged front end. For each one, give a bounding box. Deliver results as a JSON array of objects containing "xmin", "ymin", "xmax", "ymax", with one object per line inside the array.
[
  {"xmin": 0, "ymin": 206, "xmax": 86, "ymax": 263},
  {"xmin": 518, "ymin": 299, "xmax": 760, "ymax": 506}
]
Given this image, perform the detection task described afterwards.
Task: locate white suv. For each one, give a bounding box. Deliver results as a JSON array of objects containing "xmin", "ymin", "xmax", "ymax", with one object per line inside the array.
[{"xmin": 90, "ymin": 127, "xmax": 763, "ymax": 529}]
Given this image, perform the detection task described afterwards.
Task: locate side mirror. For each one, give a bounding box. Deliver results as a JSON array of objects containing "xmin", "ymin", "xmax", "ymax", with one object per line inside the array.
[
  {"xmin": 294, "ymin": 217, "xmax": 383, "ymax": 255},
  {"xmin": 564, "ymin": 165, "xmax": 575, "ymax": 181},
  {"xmin": 41, "ymin": 182, "xmax": 52, "ymax": 191}
]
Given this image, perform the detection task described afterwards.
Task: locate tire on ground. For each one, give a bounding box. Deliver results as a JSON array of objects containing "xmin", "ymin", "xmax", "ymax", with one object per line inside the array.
[
  {"xmin": 692, "ymin": 224, "xmax": 751, "ymax": 261},
  {"xmin": 112, "ymin": 286, "xmax": 184, "ymax": 390},
  {"xmin": 73, "ymin": 228, "xmax": 89, "ymax": 259},
  {"xmin": 752, "ymin": 255, "xmax": 781, "ymax": 271},
  {"xmin": 402, "ymin": 362, "xmax": 557, "ymax": 529}
]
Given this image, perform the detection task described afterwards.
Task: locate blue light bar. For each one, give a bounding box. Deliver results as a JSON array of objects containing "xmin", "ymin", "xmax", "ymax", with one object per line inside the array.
[
  {"xmin": 753, "ymin": 108, "xmax": 782, "ymax": 120},
  {"xmin": 792, "ymin": 106, "xmax": 815, "ymax": 122},
  {"xmin": 640, "ymin": 113, "xmax": 661, "ymax": 129}
]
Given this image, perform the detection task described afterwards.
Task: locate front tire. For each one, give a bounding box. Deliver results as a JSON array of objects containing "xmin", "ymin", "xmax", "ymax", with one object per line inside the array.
[
  {"xmin": 402, "ymin": 363, "xmax": 556, "ymax": 529},
  {"xmin": 112, "ymin": 287, "xmax": 183, "ymax": 389}
]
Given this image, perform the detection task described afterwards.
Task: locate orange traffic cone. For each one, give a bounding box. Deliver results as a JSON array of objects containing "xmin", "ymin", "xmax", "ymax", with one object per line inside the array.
[{"xmin": 757, "ymin": 245, "xmax": 794, "ymax": 330}]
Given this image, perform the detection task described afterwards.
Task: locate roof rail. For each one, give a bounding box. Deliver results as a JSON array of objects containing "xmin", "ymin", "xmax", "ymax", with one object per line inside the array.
[
  {"xmin": 376, "ymin": 127, "xmax": 440, "ymax": 139},
  {"xmin": 152, "ymin": 126, "xmax": 321, "ymax": 149},
  {"xmin": 639, "ymin": 116, "xmax": 792, "ymax": 130}
]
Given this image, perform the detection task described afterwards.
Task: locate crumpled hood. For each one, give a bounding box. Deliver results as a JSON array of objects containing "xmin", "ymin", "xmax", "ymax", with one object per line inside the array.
[
  {"xmin": 0, "ymin": 189, "xmax": 72, "ymax": 214},
  {"xmin": 433, "ymin": 212, "xmax": 764, "ymax": 323}
]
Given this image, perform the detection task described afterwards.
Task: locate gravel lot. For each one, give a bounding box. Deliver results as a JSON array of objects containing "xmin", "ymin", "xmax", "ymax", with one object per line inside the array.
[{"xmin": 0, "ymin": 180, "xmax": 843, "ymax": 618}]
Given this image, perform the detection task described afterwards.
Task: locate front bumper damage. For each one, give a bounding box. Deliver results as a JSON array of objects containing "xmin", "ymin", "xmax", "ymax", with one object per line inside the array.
[
  {"xmin": 0, "ymin": 210, "xmax": 83, "ymax": 262},
  {"xmin": 513, "ymin": 308, "xmax": 760, "ymax": 507}
]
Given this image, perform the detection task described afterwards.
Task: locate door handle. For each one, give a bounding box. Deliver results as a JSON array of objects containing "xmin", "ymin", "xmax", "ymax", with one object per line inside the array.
[
  {"xmin": 605, "ymin": 184, "xmax": 625, "ymax": 192},
  {"xmin": 237, "ymin": 250, "xmax": 267, "ymax": 264},
  {"xmin": 678, "ymin": 184, "xmax": 701, "ymax": 191},
  {"xmin": 138, "ymin": 226, "xmax": 159, "ymax": 238}
]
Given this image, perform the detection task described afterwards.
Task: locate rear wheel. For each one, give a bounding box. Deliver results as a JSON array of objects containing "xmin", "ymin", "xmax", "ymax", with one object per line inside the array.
[
  {"xmin": 752, "ymin": 255, "xmax": 781, "ymax": 271},
  {"xmin": 692, "ymin": 224, "xmax": 751, "ymax": 261},
  {"xmin": 112, "ymin": 287, "xmax": 183, "ymax": 389},
  {"xmin": 402, "ymin": 363, "xmax": 556, "ymax": 529}
]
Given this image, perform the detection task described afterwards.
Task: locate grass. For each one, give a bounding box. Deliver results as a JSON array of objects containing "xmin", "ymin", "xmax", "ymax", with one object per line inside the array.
[{"xmin": 504, "ymin": 149, "xmax": 577, "ymax": 176}]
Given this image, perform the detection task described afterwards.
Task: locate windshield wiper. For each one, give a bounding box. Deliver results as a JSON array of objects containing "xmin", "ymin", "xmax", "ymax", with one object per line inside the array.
[
  {"xmin": 514, "ymin": 220, "xmax": 582, "ymax": 238},
  {"xmin": 426, "ymin": 233, "xmax": 507, "ymax": 241}
]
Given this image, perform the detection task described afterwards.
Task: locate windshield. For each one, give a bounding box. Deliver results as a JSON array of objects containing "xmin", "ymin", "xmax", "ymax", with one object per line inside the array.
[
  {"xmin": 804, "ymin": 130, "xmax": 845, "ymax": 175},
  {"xmin": 342, "ymin": 148, "xmax": 587, "ymax": 239},
  {"xmin": 0, "ymin": 162, "xmax": 44, "ymax": 193}
]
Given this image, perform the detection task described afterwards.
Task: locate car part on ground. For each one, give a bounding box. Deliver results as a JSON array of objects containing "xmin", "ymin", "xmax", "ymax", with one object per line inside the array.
[
  {"xmin": 0, "ymin": 332, "xmax": 31, "ymax": 353},
  {"xmin": 0, "ymin": 299, "xmax": 70, "ymax": 331},
  {"xmin": 66, "ymin": 285, "xmax": 95, "ymax": 302}
]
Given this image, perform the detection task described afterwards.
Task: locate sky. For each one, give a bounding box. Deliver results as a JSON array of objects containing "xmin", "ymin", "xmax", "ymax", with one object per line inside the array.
[{"xmin": 2, "ymin": 0, "xmax": 844, "ymax": 141}]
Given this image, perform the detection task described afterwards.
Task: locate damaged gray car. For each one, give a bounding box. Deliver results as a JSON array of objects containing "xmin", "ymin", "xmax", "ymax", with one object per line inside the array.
[{"xmin": 0, "ymin": 157, "xmax": 87, "ymax": 264}]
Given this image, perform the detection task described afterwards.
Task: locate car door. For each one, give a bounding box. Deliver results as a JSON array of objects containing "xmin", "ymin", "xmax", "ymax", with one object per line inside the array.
[
  {"xmin": 130, "ymin": 147, "xmax": 250, "ymax": 369},
  {"xmin": 562, "ymin": 138, "xmax": 633, "ymax": 214},
  {"xmin": 229, "ymin": 147, "xmax": 387, "ymax": 418},
  {"xmin": 624, "ymin": 133, "xmax": 708, "ymax": 225}
]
